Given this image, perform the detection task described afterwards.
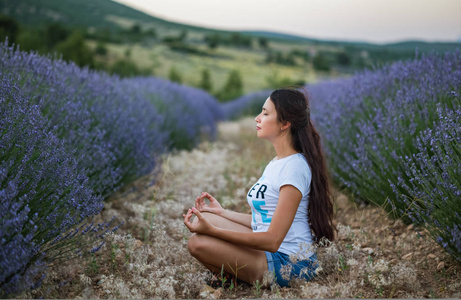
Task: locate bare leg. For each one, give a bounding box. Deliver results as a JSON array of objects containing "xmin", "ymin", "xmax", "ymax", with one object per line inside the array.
[{"xmin": 187, "ymin": 212, "xmax": 268, "ymax": 284}]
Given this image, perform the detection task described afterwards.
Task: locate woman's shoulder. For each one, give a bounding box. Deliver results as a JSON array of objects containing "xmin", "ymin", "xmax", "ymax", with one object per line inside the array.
[
  {"xmin": 267, "ymin": 153, "xmax": 309, "ymax": 171},
  {"xmin": 286, "ymin": 153, "xmax": 309, "ymax": 167},
  {"xmin": 279, "ymin": 154, "xmax": 310, "ymax": 174},
  {"xmin": 278, "ymin": 154, "xmax": 312, "ymax": 191}
]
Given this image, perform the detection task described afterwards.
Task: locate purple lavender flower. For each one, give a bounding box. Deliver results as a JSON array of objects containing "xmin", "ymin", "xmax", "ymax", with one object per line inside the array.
[
  {"xmin": 0, "ymin": 40, "xmax": 223, "ymax": 196},
  {"xmin": 0, "ymin": 74, "xmax": 103, "ymax": 295},
  {"xmin": 307, "ymin": 51, "xmax": 461, "ymax": 260}
]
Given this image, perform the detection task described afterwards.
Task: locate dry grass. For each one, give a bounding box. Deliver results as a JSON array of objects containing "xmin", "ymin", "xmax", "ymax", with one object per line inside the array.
[{"xmin": 19, "ymin": 117, "xmax": 461, "ymax": 299}]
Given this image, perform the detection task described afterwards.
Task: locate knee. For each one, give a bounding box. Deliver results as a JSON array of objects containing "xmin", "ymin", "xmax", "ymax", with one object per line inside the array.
[{"xmin": 187, "ymin": 233, "xmax": 206, "ymax": 258}]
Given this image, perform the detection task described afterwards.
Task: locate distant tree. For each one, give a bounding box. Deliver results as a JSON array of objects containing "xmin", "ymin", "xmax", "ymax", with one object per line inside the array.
[
  {"xmin": 205, "ymin": 33, "xmax": 220, "ymax": 49},
  {"xmin": 284, "ymin": 53, "xmax": 296, "ymax": 66},
  {"xmin": 128, "ymin": 24, "xmax": 144, "ymax": 42},
  {"xmin": 16, "ymin": 30, "xmax": 44, "ymax": 52},
  {"xmin": 93, "ymin": 27, "xmax": 114, "ymax": 43},
  {"xmin": 265, "ymin": 71, "xmax": 305, "ymax": 89},
  {"xmin": 130, "ymin": 24, "xmax": 142, "ymax": 35},
  {"xmin": 355, "ymin": 56, "xmax": 370, "ymax": 69},
  {"xmin": 291, "ymin": 49, "xmax": 310, "ymax": 62},
  {"xmin": 0, "ymin": 14, "xmax": 19, "ymax": 45},
  {"xmin": 217, "ymin": 69, "xmax": 243, "ymax": 102},
  {"xmin": 178, "ymin": 30, "xmax": 187, "ymax": 42},
  {"xmin": 169, "ymin": 66, "xmax": 182, "ymax": 83},
  {"xmin": 110, "ymin": 59, "xmax": 137, "ymax": 77},
  {"xmin": 110, "ymin": 58, "xmax": 151, "ymax": 78},
  {"xmin": 164, "ymin": 30, "xmax": 188, "ymax": 44},
  {"xmin": 230, "ymin": 33, "xmax": 241, "ymax": 45},
  {"xmin": 45, "ymin": 23, "xmax": 69, "ymax": 50},
  {"xmin": 162, "ymin": 36, "xmax": 176, "ymax": 43},
  {"xmin": 313, "ymin": 52, "xmax": 331, "ymax": 71},
  {"xmin": 109, "ymin": 59, "xmax": 139, "ymax": 77},
  {"xmin": 336, "ymin": 51, "xmax": 351, "ymax": 66},
  {"xmin": 265, "ymin": 50, "xmax": 276, "ymax": 63},
  {"xmin": 124, "ymin": 48, "xmax": 131, "ymax": 58},
  {"xmin": 230, "ymin": 32, "xmax": 252, "ymax": 48},
  {"xmin": 95, "ymin": 41, "xmax": 108, "ymax": 56},
  {"xmin": 276, "ymin": 52, "xmax": 283, "ymax": 63},
  {"xmin": 258, "ymin": 37, "xmax": 269, "ymax": 49},
  {"xmin": 199, "ymin": 69, "xmax": 212, "ymax": 92},
  {"xmin": 266, "ymin": 50, "xmax": 296, "ymax": 66},
  {"xmin": 266, "ymin": 72, "xmax": 290, "ymax": 89},
  {"xmin": 145, "ymin": 28, "xmax": 157, "ymax": 39},
  {"xmin": 55, "ymin": 31, "xmax": 94, "ymax": 68}
]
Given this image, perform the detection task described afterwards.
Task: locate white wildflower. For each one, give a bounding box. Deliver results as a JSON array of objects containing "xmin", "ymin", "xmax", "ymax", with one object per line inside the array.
[
  {"xmin": 347, "ymin": 258, "xmax": 359, "ymax": 266},
  {"xmin": 79, "ymin": 274, "xmax": 92, "ymax": 287}
]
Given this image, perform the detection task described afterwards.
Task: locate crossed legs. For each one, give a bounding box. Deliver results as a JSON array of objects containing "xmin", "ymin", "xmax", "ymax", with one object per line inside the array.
[{"xmin": 187, "ymin": 212, "xmax": 268, "ymax": 284}]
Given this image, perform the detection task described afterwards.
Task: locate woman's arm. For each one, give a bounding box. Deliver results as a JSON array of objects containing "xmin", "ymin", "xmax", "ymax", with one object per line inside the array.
[
  {"xmin": 220, "ymin": 210, "xmax": 252, "ymax": 228},
  {"xmin": 195, "ymin": 192, "xmax": 252, "ymax": 228},
  {"xmin": 185, "ymin": 185, "xmax": 302, "ymax": 252}
]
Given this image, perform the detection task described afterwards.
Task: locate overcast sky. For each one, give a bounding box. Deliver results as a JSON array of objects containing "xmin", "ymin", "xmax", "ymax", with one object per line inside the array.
[{"xmin": 112, "ymin": 0, "xmax": 461, "ymax": 44}]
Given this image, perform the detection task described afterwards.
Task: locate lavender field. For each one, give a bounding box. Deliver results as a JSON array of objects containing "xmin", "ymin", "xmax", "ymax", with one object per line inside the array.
[
  {"xmin": 14, "ymin": 119, "xmax": 461, "ymax": 299},
  {"xmin": 1, "ymin": 42, "xmax": 460, "ymax": 298}
]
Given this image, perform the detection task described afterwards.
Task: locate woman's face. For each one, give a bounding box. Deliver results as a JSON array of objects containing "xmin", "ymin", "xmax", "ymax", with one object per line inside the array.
[{"xmin": 254, "ymin": 97, "xmax": 283, "ymax": 141}]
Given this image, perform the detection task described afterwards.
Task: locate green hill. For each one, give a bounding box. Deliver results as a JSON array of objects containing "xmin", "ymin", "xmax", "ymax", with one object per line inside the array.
[
  {"xmin": 1, "ymin": 0, "xmax": 459, "ymax": 95},
  {"xmin": 2, "ymin": 0, "xmax": 458, "ymax": 50},
  {"xmin": 0, "ymin": 0, "xmax": 195, "ymax": 31}
]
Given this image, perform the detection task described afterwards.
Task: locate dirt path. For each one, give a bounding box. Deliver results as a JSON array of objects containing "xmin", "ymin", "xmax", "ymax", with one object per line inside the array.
[{"xmin": 27, "ymin": 118, "xmax": 461, "ymax": 299}]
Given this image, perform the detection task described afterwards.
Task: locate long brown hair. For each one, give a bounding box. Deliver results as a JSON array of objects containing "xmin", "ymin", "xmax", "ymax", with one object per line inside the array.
[{"xmin": 270, "ymin": 88, "xmax": 336, "ymax": 243}]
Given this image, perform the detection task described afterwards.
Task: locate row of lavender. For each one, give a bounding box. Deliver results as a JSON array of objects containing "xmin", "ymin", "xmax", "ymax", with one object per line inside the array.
[
  {"xmin": 0, "ymin": 42, "xmax": 222, "ymax": 296},
  {"xmin": 308, "ymin": 51, "xmax": 461, "ymax": 261}
]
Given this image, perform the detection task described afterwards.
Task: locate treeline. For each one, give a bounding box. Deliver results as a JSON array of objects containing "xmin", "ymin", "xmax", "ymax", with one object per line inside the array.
[
  {"xmin": 204, "ymin": 32, "xmax": 254, "ymax": 49},
  {"xmin": 0, "ymin": 14, "xmax": 244, "ymax": 101},
  {"xmin": 264, "ymin": 46, "xmax": 416, "ymax": 72},
  {"xmin": 0, "ymin": 15, "xmax": 153, "ymax": 76},
  {"xmin": 169, "ymin": 67, "xmax": 304, "ymax": 102}
]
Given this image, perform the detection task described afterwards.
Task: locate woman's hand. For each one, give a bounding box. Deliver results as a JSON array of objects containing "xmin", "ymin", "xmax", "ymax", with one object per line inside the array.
[
  {"xmin": 183, "ymin": 207, "xmax": 213, "ymax": 234},
  {"xmin": 195, "ymin": 192, "xmax": 224, "ymax": 215}
]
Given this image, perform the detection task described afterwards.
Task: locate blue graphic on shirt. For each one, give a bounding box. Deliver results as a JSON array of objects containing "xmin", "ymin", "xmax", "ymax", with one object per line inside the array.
[
  {"xmin": 248, "ymin": 177, "xmax": 271, "ymax": 224},
  {"xmin": 252, "ymin": 200, "xmax": 272, "ymax": 223}
]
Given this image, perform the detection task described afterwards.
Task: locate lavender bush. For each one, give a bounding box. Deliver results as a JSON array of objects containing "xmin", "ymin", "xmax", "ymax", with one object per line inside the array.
[
  {"xmin": 307, "ymin": 51, "xmax": 461, "ymax": 260},
  {"xmin": 1, "ymin": 40, "xmax": 223, "ymax": 295},
  {"xmin": 391, "ymin": 102, "xmax": 461, "ymax": 260},
  {"xmin": 0, "ymin": 41, "xmax": 222, "ymax": 195},
  {"xmin": 0, "ymin": 74, "xmax": 104, "ymax": 295},
  {"xmin": 126, "ymin": 77, "xmax": 223, "ymax": 150}
]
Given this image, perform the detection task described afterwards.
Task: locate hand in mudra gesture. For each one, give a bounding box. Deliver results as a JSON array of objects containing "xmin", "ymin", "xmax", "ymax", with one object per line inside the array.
[
  {"xmin": 195, "ymin": 192, "xmax": 224, "ymax": 215},
  {"xmin": 183, "ymin": 207, "xmax": 213, "ymax": 234}
]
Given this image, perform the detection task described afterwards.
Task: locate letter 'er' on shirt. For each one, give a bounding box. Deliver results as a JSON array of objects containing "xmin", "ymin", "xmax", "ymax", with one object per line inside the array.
[{"xmin": 247, "ymin": 153, "xmax": 314, "ymax": 257}]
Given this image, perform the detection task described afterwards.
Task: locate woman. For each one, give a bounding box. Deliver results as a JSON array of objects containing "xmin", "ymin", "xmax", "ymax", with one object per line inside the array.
[{"xmin": 183, "ymin": 88, "xmax": 336, "ymax": 287}]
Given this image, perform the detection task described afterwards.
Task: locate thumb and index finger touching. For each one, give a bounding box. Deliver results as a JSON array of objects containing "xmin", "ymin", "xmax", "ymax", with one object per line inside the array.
[
  {"xmin": 195, "ymin": 192, "xmax": 216, "ymax": 208},
  {"xmin": 200, "ymin": 192, "xmax": 217, "ymax": 203},
  {"xmin": 183, "ymin": 207, "xmax": 203, "ymax": 230}
]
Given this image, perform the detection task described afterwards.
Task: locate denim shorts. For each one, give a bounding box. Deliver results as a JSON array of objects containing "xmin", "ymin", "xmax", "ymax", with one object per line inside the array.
[{"xmin": 265, "ymin": 251, "xmax": 317, "ymax": 287}]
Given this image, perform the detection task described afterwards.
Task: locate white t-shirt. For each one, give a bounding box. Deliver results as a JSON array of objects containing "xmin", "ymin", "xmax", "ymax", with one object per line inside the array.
[{"xmin": 247, "ymin": 153, "xmax": 314, "ymax": 256}]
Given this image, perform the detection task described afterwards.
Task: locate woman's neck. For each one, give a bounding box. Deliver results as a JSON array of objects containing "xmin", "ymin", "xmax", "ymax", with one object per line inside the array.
[{"xmin": 272, "ymin": 135, "xmax": 297, "ymax": 160}]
